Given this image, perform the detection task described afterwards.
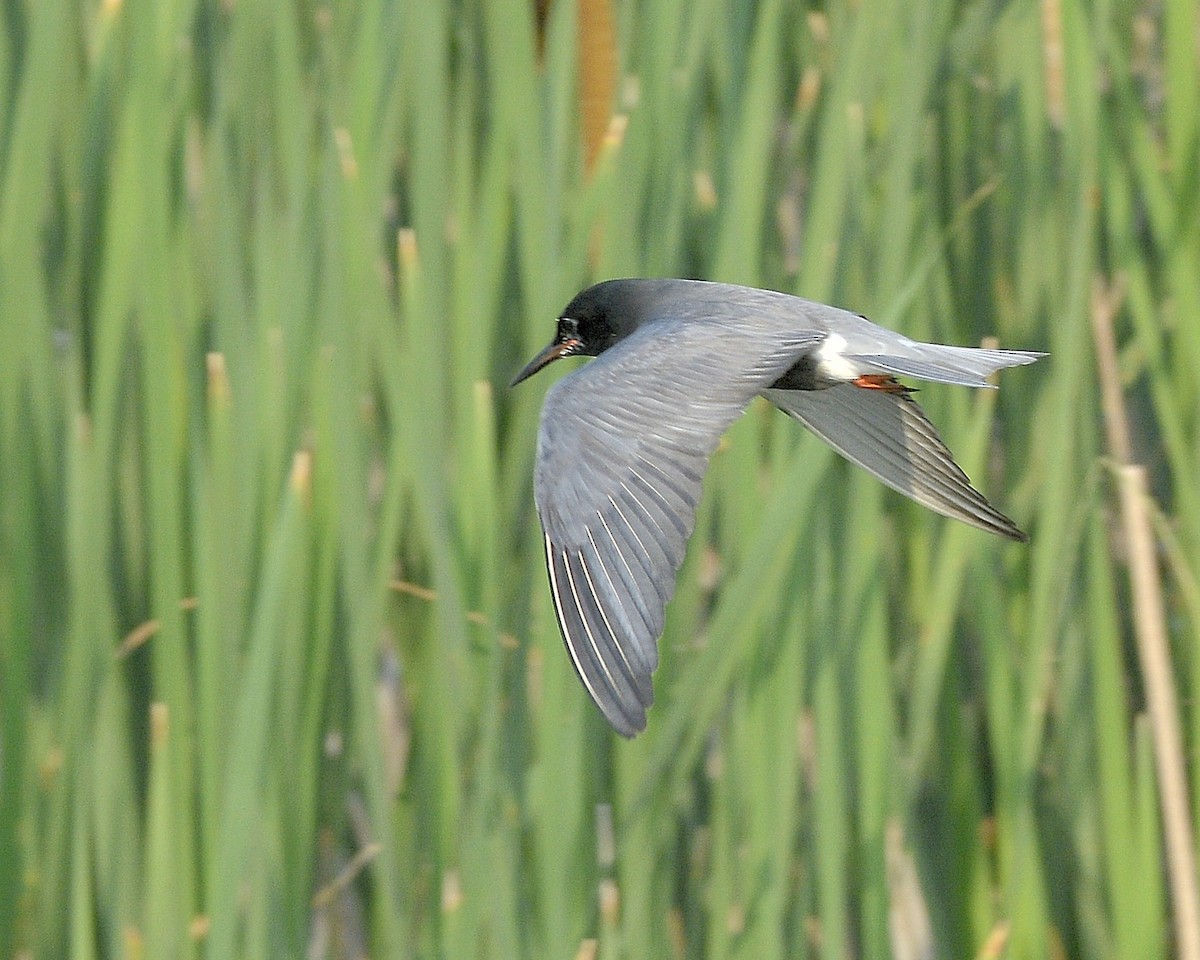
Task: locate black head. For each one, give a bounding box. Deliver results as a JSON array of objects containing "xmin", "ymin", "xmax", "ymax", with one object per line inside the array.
[{"xmin": 510, "ymin": 280, "xmax": 654, "ymax": 386}]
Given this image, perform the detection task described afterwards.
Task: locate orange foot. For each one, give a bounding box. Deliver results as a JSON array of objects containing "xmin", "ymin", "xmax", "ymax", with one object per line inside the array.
[{"xmin": 852, "ymin": 374, "xmax": 915, "ymax": 394}]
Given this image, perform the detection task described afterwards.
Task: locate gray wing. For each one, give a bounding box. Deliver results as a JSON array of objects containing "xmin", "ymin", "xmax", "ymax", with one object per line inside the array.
[
  {"xmin": 535, "ymin": 319, "xmax": 822, "ymax": 736},
  {"xmin": 762, "ymin": 385, "xmax": 1027, "ymax": 541}
]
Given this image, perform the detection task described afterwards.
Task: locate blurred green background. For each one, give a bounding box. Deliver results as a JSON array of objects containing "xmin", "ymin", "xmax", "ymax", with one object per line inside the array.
[{"xmin": 2, "ymin": 0, "xmax": 1198, "ymax": 956}]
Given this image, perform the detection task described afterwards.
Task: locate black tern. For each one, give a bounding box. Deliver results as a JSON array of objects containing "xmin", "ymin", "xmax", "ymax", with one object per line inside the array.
[{"xmin": 512, "ymin": 278, "xmax": 1043, "ymax": 736}]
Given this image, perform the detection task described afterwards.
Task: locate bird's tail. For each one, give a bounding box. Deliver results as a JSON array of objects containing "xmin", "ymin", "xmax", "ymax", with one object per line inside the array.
[{"xmin": 850, "ymin": 345, "xmax": 1045, "ymax": 389}]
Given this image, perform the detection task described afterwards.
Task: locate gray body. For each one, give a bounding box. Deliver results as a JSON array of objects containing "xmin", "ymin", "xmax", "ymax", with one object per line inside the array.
[{"xmin": 525, "ymin": 279, "xmax": 1043, "ymax": 736}]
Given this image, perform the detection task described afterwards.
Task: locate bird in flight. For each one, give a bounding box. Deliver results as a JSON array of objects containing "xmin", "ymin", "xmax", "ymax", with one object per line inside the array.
[{"xmin": 512, "ymin": 279, "xmax": 1043, "ymax": 736}]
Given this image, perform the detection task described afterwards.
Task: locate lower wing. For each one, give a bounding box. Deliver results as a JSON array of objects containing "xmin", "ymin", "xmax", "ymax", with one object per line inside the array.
[{"xmin": 763, "ymin": 385, "xmax": 1027, "ymax": 541}]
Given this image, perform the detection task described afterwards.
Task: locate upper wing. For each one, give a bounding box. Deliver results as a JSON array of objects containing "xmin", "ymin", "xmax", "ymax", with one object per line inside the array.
[
  {"xmin": 762, "ymin": 384, "xmax": 1028, "ymax": 541},
  {"xmin": 535, "ymin": 319, "xmax": 821, "ymax": 736}
]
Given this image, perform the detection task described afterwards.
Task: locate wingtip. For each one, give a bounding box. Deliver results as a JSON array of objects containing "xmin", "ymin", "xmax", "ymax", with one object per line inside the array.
[
  {"xmin": 952, "ymin": 499, "xmax": 1030, "ymax": 543},
  {"xmin": 975, "ymin": 507, "xmax": 1030, "ymax": 543},
  {"xmin": 606, "ymin": 708, "xmax": 648, "ymax": 738},
  {"xmin": 579, "ymin": 677, "xmax": 651, "ymax": 738},
  {"xmin": 1007, "ymin": 525, "xmax": 1031, "ymax": 544},
  {"xmin": 600, "ymin": 677, "xmax": 653, "ymax": 737}
]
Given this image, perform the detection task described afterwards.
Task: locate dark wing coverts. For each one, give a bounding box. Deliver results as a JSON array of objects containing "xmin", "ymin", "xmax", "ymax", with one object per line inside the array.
[{"xmin": 534, "ymin": 319, "xmax": 821, "ymax": 736}]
